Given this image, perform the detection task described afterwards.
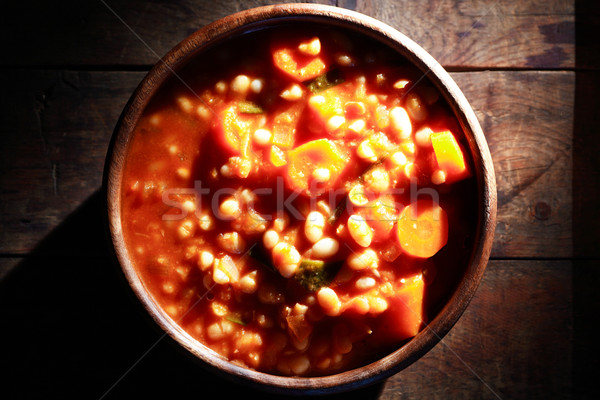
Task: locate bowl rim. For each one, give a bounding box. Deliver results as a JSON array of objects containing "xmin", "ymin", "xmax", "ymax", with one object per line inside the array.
[{"xmin": 104, "ymin": 2, "xmax": 497, "ymax": 395}]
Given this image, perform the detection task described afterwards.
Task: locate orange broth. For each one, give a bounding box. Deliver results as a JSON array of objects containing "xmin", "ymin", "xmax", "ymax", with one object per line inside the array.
[{"xmin": 120, "ymin": 25, "xmax": 477, "ymax": 376}]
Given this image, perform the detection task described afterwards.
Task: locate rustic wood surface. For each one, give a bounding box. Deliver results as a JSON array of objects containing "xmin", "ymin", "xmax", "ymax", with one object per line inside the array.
[{"xmin": 0, "ymin": 0, "xmax": 597, "ymax": 399}]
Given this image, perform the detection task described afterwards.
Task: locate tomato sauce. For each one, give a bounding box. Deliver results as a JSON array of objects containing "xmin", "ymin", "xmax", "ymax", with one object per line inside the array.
[{"xmin": 120, "ymin": 24, "xmax": 477, "ymax": 376}]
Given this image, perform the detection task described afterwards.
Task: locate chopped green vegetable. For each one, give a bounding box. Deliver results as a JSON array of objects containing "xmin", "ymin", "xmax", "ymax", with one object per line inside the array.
[
  {"xmin": 305, "ymin": 69, "xmax": 345, "ymax": 93},
  {"xmin": 225, "ymin": 313, "xmax": 247, "ymax": 326},
  {"xmin": 327, "ymin": 199, "xmax": 346, "ymax": 225},
  {"xmin": 238, "ymin": 100, "xmax": 264, "ymax": 114},
  {"xmin": 294, "ymin": 259, "xmax": 343, "ymax": 292}
]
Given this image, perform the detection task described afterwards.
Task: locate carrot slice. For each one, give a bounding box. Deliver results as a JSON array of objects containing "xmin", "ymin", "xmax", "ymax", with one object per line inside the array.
[
  {"xmin": 377, "ymin": 274, "xmax": 425, "ymax": 341},
  {"xmin": 430, "ymin": 130, "xmax": 470, "ymax": 183},
  {"xmin": 272, "ymin": 41, "xmax": 327, "ymax": 82},
  {"xmin": 286, "ymin": 139, "xmax": 349, "ymax": 194},
  {"xmin": 397, "ymin": 200, "xmax": 448, "ymax": 258}
]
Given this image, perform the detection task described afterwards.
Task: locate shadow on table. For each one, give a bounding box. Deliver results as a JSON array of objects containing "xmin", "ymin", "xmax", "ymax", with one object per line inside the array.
[
  {"xmin": 572, "ymin": 1, "xmax": 600, "ymax": 399},
  {"xmin": 0, "ymin": 190, "xmax": 384, "ymax": 399}
]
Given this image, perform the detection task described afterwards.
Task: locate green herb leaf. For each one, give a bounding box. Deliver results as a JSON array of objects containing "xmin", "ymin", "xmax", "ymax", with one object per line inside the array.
[
  {"xmin": 238, "ymin": 101, "xmax": 264, "ymax": 114},
  {"xmin": 305, "ymin": 69, "xmax": 345, "ymax": 93},
  {"xmin": 294, "ymin": 259, "xmax": 343, "ymax": 292},
  {"xmin": 225, "ymin": 313, "xmax": 247, "ymax": 326}
]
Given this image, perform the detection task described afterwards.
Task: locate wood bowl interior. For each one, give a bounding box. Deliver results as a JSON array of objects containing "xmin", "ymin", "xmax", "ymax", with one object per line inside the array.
[{"xmin": 104, "ymin": 3, "xmax": 497, "ymax": 395}]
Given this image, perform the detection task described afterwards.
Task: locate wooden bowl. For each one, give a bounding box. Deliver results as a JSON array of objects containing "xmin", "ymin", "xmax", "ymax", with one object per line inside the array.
[{"xmin": 104, "ymin": 3, "xmax": 496, "ymax": 395}]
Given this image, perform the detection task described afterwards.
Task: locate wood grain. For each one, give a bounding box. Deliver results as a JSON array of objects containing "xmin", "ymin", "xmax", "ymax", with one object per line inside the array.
[
  {"xmin": 0, "ymin": 70, "xmax": 143, "ymax": 255},
  {"xmin": 381, "ymin": 260, "xmax": 572, "ymax": 399},
  {"xmin": 0, "ymin": 70, "xmax": 576, "ymax": 257},
  {"xmin": 451, "ymin": 71, "xmax": 574, "ymax": 258},
  {"xmin": 0, "ymin": 257, "xmax": 571, "ymax": 398},
  {"xmin": 0, "ymin": 0, "xmax": 575, "ymax": 69}
]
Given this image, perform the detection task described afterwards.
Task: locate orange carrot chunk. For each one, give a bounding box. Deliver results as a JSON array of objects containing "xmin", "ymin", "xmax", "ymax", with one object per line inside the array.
[
  {"xmin": 377, "ymin": 274, "xmax": 425, "ymax": 341},
  {"xmin": 272, "ymin": 43, "xmax": 327, "ymax": 82},
  {"xmin": 397, "ymin": 200, "xmax": 448, "ymax": 258},
  {"xmin": 430, "ymin": 130, "xmax": 470, "ymax": 183},
  {"xmin": 286, "ymin": 139, "xmax": 348, "ymax": 194}
]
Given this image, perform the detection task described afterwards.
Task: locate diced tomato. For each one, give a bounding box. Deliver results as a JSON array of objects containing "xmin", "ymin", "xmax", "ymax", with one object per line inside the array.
[
  {"xmin": 215, "ymin": 105, "xmax": 254, "ymax": 157},
  {"xmin": 357, "ymin": 196, "xmax": 397, "ymax": 241},
  {"xmin": 377, "ymin": 274, "xmax": 425, "ymax": 342},
  {"xmin": 272, "ymin": 42, "xmax": 328, "ymax": 82},
  {"xmin": 272, "ymin": 102, "xmax": 304, "ymax": 148}
]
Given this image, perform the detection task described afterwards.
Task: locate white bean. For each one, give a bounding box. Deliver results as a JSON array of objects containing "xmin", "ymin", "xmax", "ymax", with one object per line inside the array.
[
  {"xmin": 347, "ymin": 249, "xmax": 378, "ymax": 270},
  {"xmin": 355, "ymin": 276, "xmax": 376, "ymax": 290},
  {"xmin": 219, "ymin": 197, "xmax": 241, "ymax": 220},
  {"xmin": 304, "ymin": 211, "xmax": 325, "ymax": 243},
  {"xmin": 389, "ymin": 106, "xmax": 412, "ymax": 140},
  {"xmin": 312, "ymin": 238, "xmax": 340, "ymax": 258},
  {"xmin": 263, "ymin": 229, "xmax": 280, "ymax": 249},
  {"xmin": 347, "ymin": 215, "xmax": 373, "ymax": 247}
]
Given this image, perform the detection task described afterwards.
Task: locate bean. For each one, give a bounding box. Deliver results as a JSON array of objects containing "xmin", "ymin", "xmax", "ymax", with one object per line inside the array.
[
  {"xmin": 347, "ymin": 119, "xmax": 366, "ymax": 134},
  {"xmin": 312, "ymin": 167, "xmax": 331, "ymax": 183},
  {"xmin": 347, "ymin": 249, "xmax": 378, "ymax": 270},
  {"xmin": 390, "ymin": 151, "xmax": 408, "ymax": 167},
  {"xmin": 219, "ymin": 197, "xmax": 241, "ymax": 220},
  {"xmin": 253, "ymin": 128, "xmax": 272, "ymax": 146},
  {"xmin": 198, "ymin": 250, "xmax": 214, "ymax": 270},
  {"xmin": 415, "ymin": 126, "xmax": 434, "ymax": 147},
  {"xmin": 389, "ymin": 106, "xmax": 412, "ymax": 140},
  {"xmin": 405, "ymin": 92, "xmax": 428, "ymax": 122},
  {"xmin": 211, "ymin": 301, "xmax": 228, "ymax": 317},
  {"xmin": 298, "ymin": 37, "xmax": 321, "ymax": 55},
  {"xmin": 272, "ymin": 243, "xmax": 301, "ymax": 278},
  {"xmin": 176, "ymin": 167, "xmax": 191, "ymax": 179},
  {"xmin": 289, "ymin": 355, "xmax": 311, "ymax": 375},
  {"xmin": 176, "ymin": 96, "xmax": 193, "ymax": 113},
  {"xmin": 280, "ymin": 84, "xmax": 304, "ymax": 101},
  {"xmin": 250, "ymin": 78, "xmax": 264, "ymax": 94},
  {"xmin": 217, "ymin": 231, "xmax": 246, "ymax": 254},
  {"xmin": 231, "ymin": 74, "xmax": 251, "ymax": 95},
  {"xmin": 304, "ymin": 211, "xmax": 325, "ymax": 243},
  {"xmin": 368, "ymin": 296, "xmax": 389, "ymax": 314},
  {"xmin": 336, "ymin": 54, "xmax": 354, "ymax": 67},
  {"xmin": 263, "ymin": 229, "xmax": 280, "ymax": 249},
  {"xmin": 317, "ymin": 287, "xmax": 342, "ymax": 316},
  {"xmin": 327, "ymin": 115, "xmax": 346, "ymax": 132},
  {"xmin": 356, "ymin": 140, "xmax": 377, "ymax": 162},
  {"xmin": 311, "ymin": 237, "xmax": 340, "ymax": 258},
  {"xmin": 349, "ymin": 184, "xmax": 369, "ymax": 206},
  {"xmin": 364, "ymin": 168, "xmax": 390, "ymax": 193},
  {"xmin": 355, "ymin": 276, "xmax": 376, "ymax": 290},
  {"xmin": 215, "ymin": 81, "xmax": 227, "ymax": 94},
  {"xmin": 177, "ymin": 220, "xmax": 195, "ymax": 239},
  {"xmin": 431, "ymin": 169, "xmax": 446, "ymax": 185},
  {"xmin": 239, "ymin": 270, "xmax": 259, "ymax": 294},
  {"xmin": 347, "ymin": 214, "xmax": 373, "ymax": 247}
]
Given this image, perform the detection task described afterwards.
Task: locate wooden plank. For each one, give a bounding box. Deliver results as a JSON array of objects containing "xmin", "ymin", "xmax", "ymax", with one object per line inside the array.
[
  {"xmin": 0, "ymin": 0, "xmax": 575, "ymax": 69},
  {"xmin": 0, "ymin": 70, "xmax": 145, "ymax": 255},
  {"xmin": 0, "ymin": 70, "xmax": 575, "ymax": 257},
  {"xmin": 343, "ymin": 0, "xmax": 575, "ymax": 69},
  {"xmin": 380, "ymin": 260, "xmax": 572, "ymax": 399},
  {"xmin": 0, "ymin": 259, "xmax": 572, "ymax": 398},
  {"xmin": 451, "ymin": 70, "xmax": 574, "ymax": 258}
]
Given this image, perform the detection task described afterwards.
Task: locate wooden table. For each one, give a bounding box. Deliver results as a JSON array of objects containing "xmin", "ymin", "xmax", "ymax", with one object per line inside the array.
[{"xmin": 1, "ymin": 1, "xmax": 597, "ymax": 398}]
